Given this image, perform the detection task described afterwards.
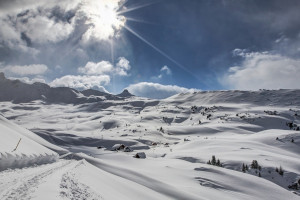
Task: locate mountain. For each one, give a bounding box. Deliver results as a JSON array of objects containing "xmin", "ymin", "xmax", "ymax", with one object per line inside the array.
[
  {"xmin": 167, "ymin": 89, "xmax": 300, "ymax": 106},
  {"xmin": 117, "ymin": 89, "xmax": 134, "ymax": 97},
  {"xmin": 0, "ymin": 73, "xmax": 129, "ymax": 104}
]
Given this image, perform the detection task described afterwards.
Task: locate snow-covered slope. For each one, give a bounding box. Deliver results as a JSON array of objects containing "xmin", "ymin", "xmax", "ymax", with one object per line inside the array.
[
  {"xmin": 167, "ymin": 89, "xmax": 300, "ymax": 106},
  {"xmin": 0, "ymin": 115, "xmax": 60, "ymax": 171},
  {"xmin": 1, "ymin": 79, "xmax": 300, "ymax": 199}
]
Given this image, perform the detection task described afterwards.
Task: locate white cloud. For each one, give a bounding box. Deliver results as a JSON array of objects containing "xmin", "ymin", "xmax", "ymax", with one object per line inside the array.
[
  {"xmin": 17, "ymin": 15, "xmax": 74, "ymax": 43},
  {"xmin": 4, "ymin": 64, "xmax": 48, "ymax": 75},
  {"xmin": 115, "ymin": 57, "xmax": 131, "ymax": 76},
  {"xmin": 160, "ymin": 65, "xmax": 172, "ymax": 75},
  {"xmin": 78, "ymin": 61, "xmax": 113, "ymax": 75},
  {"xmin": 127, "ymin": 82, "xmax": 199, "ymax": 99},
  {"xmin": 152, "ymin": 65, "xmax": 172, "ymax": 80},
  {"xmin": 78, "ymin": 57, "xmax": 131, "ymax": 76},
  {"xmin": 0, "ymin": 0, "xmax": 125, "ymax": 51},
  {"xmin": 9, "ymin": 76, "xmax": 46, "ymax": 84},
  {"xmin": 221, "ymin": 50, "xmax": 300, "ymax": 90},
  {"xmin": 50, "ymin": 75, "xmax": 110, "ymax": 92}
]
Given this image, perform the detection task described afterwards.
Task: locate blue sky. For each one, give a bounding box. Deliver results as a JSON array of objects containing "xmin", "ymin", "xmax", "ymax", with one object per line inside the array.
[{"xmin": 1, "ymin": 0, "xmax": 300, "ymax": 98}]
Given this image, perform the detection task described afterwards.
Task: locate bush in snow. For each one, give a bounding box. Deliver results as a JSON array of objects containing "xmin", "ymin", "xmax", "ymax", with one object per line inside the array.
[
  {"xmin": 191, "ymin": 105, "xmax": 198, "ymax": 113},
  {"xmin": 288, "ymin": 183, "xmax": 298, "ymax": 190}
]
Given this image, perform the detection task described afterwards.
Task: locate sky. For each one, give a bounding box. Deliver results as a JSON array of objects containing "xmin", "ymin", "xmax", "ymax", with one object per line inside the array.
[{"xmin": 0, "ymin": 0, "xmax": 300, "ymax": 99}]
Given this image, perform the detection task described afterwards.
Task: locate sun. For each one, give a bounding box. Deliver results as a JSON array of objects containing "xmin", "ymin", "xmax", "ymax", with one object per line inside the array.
[{"xmin": 80, "ymin": 0, "xmax": 126, "ymax": 41}]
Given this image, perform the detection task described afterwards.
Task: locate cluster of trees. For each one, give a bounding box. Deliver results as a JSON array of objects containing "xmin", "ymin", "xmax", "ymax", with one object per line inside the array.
[
  {"xmin": 286, "ymin": 122, "xmax": 299, "ymax": 131},
  {"xmin": 242, "ymin": 160, "xmax": 262, "ymax": 177},
  {"xmin": 207, "ymin": 155, "xmax": 222, "ymax": 167}
]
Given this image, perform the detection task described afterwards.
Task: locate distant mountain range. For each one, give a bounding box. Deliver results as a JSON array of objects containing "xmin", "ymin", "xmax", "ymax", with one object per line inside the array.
[
  {"xmin": 1, "ymin": 72, "xmax": 300, "ymax": 106},
  {"xmin": 0, "ymin": 72, "xmax": 134, "ymax": 104}
]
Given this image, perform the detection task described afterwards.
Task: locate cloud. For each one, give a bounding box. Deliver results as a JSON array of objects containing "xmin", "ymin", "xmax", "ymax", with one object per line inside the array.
[
  {"xmin": 78, "ymin": 0, "xmax": 126, "ymax": 42},
  {"xmin": 78, "ymin": 61, "xmax": 113, "ymax": 75},
  {"xmin": 221, "ymin": 49, "xmax": 300, "ymax": 90},
  {"xmin": 127, "ymin": 82, "xmax": 198, "ymax": 99},
  {"xmin": 78, "ymin": 57, "xmax": 131, "ymax": 76},
  {"xmin": 49, "ymin": 75, "xmax": 110, "ymax": 92},
  {"xmin": 4, "ymin": 64, "xmax": 48, "ymax": 75},
  {"xmin": 17, "ymin": 15, "xmax": 74, "ymax": 44},
  {"xmin": 160, "ymin": 65, "xmax": 172, "ymax": 75},
  {"xmin": 9, "ymin": 76, "xmax": 46, "ymax": 84},
  {"xmin": 0, "ymin": 0, "xmax": 125, "ymax": 52},
  {"xmin": 115, "ymin": 57, "xmax": 131, "ymax": 76},
  {"xmin": 151, "ymin": 65, "xmax": 172, "ymax": 80}
]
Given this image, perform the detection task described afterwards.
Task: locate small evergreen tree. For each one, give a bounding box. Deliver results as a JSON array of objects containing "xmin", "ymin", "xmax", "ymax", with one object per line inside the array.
[
  {"xmin": 291, "ymin": 138, "xmax": 294, "ymax": 143},
  {"xmin": 242, "ymin": 163, "xmax": 246, "ymax": 172},
  {"xmin": 251, "ymin": 160, "xmax": 259, "ymax": 169},
  {"xmin": 216, "ymin": 159, "xmax": 221, "ymax": 166},
  {"xmin": 207, "ymin": 160, "xmax": 211, "ymax": 165},
  {"xmin": 278, "ymin": 166, "xmax": 284, "ymax": 176},
  {"xmin": 159, "ymin": 127, "xmax": 164, "ymax": 133},
  {"xmin": 211, "ymin": 155, "xmax": 216, "ymax": 165},
  {"xmin": 259, "ymin": 172, "xmax": 261, "ymax": 177}
]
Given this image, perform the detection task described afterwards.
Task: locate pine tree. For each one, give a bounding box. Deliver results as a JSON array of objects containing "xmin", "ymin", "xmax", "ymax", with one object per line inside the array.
[
  {"xmin": 279, "ymin": 166, "xmax": 284, "ymax": 176},
  {"xmin": 259, "ymin": 172, "xmax": 261, "ymax": 177},
  {"xmin": 216, "ymin": 159, "xmax": 221, "ymax": 166},
  {"xmin": 207, "ymin": 160, "xmax": 211, "ymax": 165},
  {"xmin": 242, "ymin": 163, "xmax": 246, "ymax": 172},
  {"xmin": 251, "ymin": 160, "xmax": 259, "ymax": 169},
  {"xmin": 211, "ymin": 155, "xmax": 216, "ymax": 165}
]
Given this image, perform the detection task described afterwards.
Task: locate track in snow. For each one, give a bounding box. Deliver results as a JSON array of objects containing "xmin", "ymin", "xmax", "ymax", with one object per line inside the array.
[{"xmin": 0, "ymin": 159, "xmax": 102, "ymax": 200}]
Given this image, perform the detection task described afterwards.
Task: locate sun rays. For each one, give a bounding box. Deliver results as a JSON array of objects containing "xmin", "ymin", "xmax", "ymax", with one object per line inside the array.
[{"xmin": 112, "ymin": 1, "xmax": 198, "ymax": 80}]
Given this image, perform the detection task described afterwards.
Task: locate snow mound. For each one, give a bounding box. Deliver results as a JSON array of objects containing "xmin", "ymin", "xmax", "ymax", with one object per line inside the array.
[{"xmin": 0, "ymin": 115, "xmax": 59, "ymax": 171}]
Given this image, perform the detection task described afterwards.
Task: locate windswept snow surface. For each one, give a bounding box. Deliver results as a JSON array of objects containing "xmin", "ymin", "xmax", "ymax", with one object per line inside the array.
[
  {"xmin": 0, "ymin": 115, "xmax": 59, "ymax": 171},
  {"xmin": 1, "ymin": 89, "xmax": 300, "ymax": 199}
]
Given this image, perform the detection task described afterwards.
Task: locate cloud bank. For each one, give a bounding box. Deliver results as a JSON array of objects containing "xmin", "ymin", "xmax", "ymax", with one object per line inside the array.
[
  {"xmin": 221, "ymin": 49, "xmax": 300, "ymax": 90},
  {"xmin": 50, "ymin": 75, "xmax": 110, "ymax": 92},
  {"xmin": 2, "ymin": 64, "xmax": 48, "ymax": 75},
  {"xmin": 127, "ymin": 82, "xmax": 198, "ymax": 99}
]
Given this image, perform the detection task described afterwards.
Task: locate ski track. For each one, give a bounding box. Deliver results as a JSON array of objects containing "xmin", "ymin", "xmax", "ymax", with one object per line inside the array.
[
  {"xmin": 60, "ymin": 161, "xmax": 103, "ymax": 200},
  {"xmin": 0, "ymin": 159, "xmax": 102, "ymax": 200}
]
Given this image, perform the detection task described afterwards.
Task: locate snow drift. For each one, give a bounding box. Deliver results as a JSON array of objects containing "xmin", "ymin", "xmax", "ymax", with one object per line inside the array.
[{"xmin": 0, "ymin": 115, "xmax": 59, "ymax": 171}]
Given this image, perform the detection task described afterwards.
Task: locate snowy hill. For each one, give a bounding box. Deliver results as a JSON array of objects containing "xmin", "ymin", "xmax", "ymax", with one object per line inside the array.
[
  {"xmin": 0, "ymin": 76, "xmax": 300, "ymax": 199},
  {"xmin": 0, "ymin": 115, "xmax": 61, "ymax": 171}
]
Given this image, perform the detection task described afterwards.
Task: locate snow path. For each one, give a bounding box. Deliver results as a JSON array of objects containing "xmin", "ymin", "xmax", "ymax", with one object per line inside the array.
[{"xmin": 0, "ymin": 159, "xmax": 102, "ymax": 200}]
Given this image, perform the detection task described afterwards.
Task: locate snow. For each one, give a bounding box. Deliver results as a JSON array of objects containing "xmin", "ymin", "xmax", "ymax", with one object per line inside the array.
[
  {"xmin": 1, "ymin": 85, "xmax": 300, "ymax": 199},
  {"xmin": 0, "ymin": 115, "xmax": 59, "ymax": 171}
]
